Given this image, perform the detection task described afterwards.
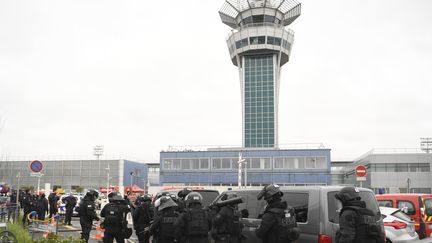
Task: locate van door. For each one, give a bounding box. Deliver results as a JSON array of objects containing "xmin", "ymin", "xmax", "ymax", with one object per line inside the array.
[{"xmin": 422, "ymin": 197, "xmax": 432, "ymax": 238}]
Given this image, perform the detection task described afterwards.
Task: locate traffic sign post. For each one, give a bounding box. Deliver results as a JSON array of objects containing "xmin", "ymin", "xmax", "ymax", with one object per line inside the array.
[
  {"xmin": 29, "ymin": 160, "xmax": 44, "ymax": 193},
  {"xmin": 355, "ymin": 165, "xmax": 367, "ymax": 187}
]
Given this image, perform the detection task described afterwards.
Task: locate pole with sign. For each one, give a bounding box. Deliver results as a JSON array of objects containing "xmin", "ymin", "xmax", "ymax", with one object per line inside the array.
[
  {"xmin": 355, "ymin": 165, "xmax": 367, "ymax": 188},
  {"xmin": 29, "ymin": 160, "xmax": 44, "ymax": 193}
]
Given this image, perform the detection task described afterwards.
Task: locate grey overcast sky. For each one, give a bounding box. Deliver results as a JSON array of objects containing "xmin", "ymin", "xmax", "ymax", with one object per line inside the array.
[{"xmin": 1, "ymin": 0, "xmax": 431, "ymax": 163}]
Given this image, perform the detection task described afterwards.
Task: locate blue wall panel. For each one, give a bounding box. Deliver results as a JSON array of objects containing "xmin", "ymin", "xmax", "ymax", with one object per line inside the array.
[{"xmin": 123, "ymin": 160, "xmax": 148, "ymax": 189}]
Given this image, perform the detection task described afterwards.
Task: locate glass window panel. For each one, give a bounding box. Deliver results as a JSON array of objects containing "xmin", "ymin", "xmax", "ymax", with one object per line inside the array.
[
  {"xmin": 200, "ymin": 159, "xmax": 209, "ymax": 169},
  {"xmin": 274, "ymin": 158, "xmax": 284, "ymax": 169},
  {"xmin": 297, "ymin": 157, "xmax": 305, "ymax": 169},
  {"xmin": 251, "ymin": 158, "xmax": 260, "ymax": 169},
  {"xmin": 173, "ymin": 159, "xmax": 181, "ymax": 170},
  {"xmin": 191, "ymin": 159, "xmax": 199, "ymax": 169},
  {"xmin": 232, "ymin": 159, "xmax": 239, "ymax": 169},
  {"xmin": 316, "ymin": 157, "xmax": 327, "ymax": 169},
  {"xmin": 285, "ymin": 157, "xmax": 295, "ymax": 169},
  {"xmin": 419, "ymin": 163, "xmax": 430, "ymax": 172},
  {"xmin": 212, "ymin": 159, "xmax": 221, "ymax": 169},
  {"xmin": 396, "ymin": 163, "xmax": 408, "ymax": 172},
  {"xmin": 306, "ymin": 157, "xmax": 316, "ymax": 169},
  {"xmin": 386, "ymin": 164, "xmax": 396, "ymax": 172},
  {"xmin": 181, "ymin": 159, "xmax": 190, "ymax": 169},
  {"xmin": 261, "ymin": 158, "xmax": 271, "ymax": 169},
  {"xmin": 258, "ymin": 36, "xmax": 265, "ymax": 44},
  {"xmin": 375, "ymin": 164, "xmax": 386, "ymax": 172},
  {"xmin": 222, "ymin": 159, "xmax": 231, "ymax": 169}
]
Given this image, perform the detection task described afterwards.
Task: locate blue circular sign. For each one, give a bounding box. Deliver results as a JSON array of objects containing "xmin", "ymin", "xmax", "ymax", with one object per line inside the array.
[{"xmin": 30, "ymin": 160, "xmax": 43, "ymax": 173}]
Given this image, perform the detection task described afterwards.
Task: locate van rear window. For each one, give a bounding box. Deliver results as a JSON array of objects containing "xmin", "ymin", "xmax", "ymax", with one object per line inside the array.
[
  {"xmin": 328, "ymin": 191, "xmax": 380, "ymax": 223},
  {"xmin": 378, "ymin": 200, "xmax": 393, "ymax": 208}
]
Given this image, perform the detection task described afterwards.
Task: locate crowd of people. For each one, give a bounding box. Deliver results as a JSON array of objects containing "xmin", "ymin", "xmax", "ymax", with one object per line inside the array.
[{"xmin": 2, "ymin": 184, "xmax": 384, "ymax": 243}]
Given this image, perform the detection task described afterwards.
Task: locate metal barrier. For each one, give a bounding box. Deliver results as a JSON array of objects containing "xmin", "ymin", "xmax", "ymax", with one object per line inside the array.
[
  {"xmin": 27, "ymin": 211, "xmax": 59, "ymax": 239},
  {"xmin": 0, "ymin": 204, "xmax": 20, "ymax": 223}
]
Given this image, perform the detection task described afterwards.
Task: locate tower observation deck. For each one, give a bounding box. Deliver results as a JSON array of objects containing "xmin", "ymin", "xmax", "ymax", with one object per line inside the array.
[{"xmin": 219, "ymin": 0, "xmax": 301, "ymax": 148}]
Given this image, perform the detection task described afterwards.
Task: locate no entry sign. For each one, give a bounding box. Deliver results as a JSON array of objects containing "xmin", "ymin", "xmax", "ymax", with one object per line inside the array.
[
  {"xmin": 355, "ymin": 165, "xmax": 367, "ymax": 177},
  {"xmin": 29, "ymin": 160, "xmax": 44, "ymax": 173}
]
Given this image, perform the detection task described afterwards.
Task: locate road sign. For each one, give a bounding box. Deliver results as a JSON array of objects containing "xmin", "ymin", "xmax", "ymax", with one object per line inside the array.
[
  {"xmin": 355, "ymin": 165, "xmax": 367, "ymax": 177},
  {"xmin": 356, "ymin": 176, "xmax": 366, "ymax": 181},
  {"xmin": 29, "ymin": 160, "xmax": 44, "ymax": 173}
]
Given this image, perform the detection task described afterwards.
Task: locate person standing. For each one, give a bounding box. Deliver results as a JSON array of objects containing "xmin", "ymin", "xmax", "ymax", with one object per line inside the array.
[
  {"xmin": 78, "ymin": 189, "xmax": 100, "ymax": 243},
  {"xmin": 255, "ymin": 184, "xmax": 300, "ymax": 243},
  {"xmin": 36, "ymin": 193, "xmax": 49, "ymax": 220},
  {"xmin": 48, "ymin": 192, "xmax": 59, "ymax": 218},
  {"xmin": 211, "ymin": 193, "xmax": 243, "ymax": 243},
  {"xmin": 63, "ymin": 193, "xmax": 77, "ymax": 225},
  {"xmin": 177, "ymin": 188, "xmax": 192, "ymax": 213},
  {"xmin": 175, "ymin": 192, "xmax": 211, "ymax": 243},
  {"xmin": 133, "ymin": 195, "xmax": 154, "ymax": 243},
  {"xmin": 101, "ymin": 192, "xmax": 131, "ymax": 243},
  {"xmin": 21, "ymin": 189, "xmax": 32, "ymax": 226},
  {"xmin": 148, "ymin": 196, "xmax": 178, "ymax": 243},
  {"xmin": 335, "ymin": 186, "xmax": 384, "ymax": 243}
]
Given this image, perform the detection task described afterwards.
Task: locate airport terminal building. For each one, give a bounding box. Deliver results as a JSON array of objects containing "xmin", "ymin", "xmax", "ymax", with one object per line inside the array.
[
  {"xmin": 344, "ymin": 149, "xmax": 432, "ymax": 194},
  {"xmin": 160, "ymin": 147, "xmax": 331, "ymax": 186},
  {"xmin": 0, "ymin": 158, "xmax": 148, "ymax": 192}
]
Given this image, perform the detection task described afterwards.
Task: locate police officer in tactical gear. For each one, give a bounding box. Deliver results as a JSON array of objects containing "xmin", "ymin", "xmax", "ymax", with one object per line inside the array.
[
  {"xmin": 101, "ymin": 192, "xmax": 132, "ymax": 243},
  {"xmin": 21, "ymin": 189, "xmax": 32, "ymax": 226},
  {"xmin": 148, "ymin": 196, "xmax": 178, "ymax": 243},
  {"xmin": 133, "ymin": 194, "xmax": 154, "ymax": 243},
  {"xmin": 255, "ymin": 184, "xmax": 300, "ymax": 243},
  {"xmin": 175, "ymin": 192, "xmax": 211, "ymax": 243},
  {"xmin": 63, "ymin": 193, "xmax": 77, "ymax": 225},
  {"xmin": 79, "ymin": 189, "xmax": 100, "ymax": 243},
  {"xmin": 335, "ymin": 186, "xmax": 384, "ymax": 243},
  {"xmin": 211, "ymin": 193, "xmax": 243, "ymax": 243},
  {"xmin": 177, "ymin": 188, "xmax": 192, "ymax": 213}
]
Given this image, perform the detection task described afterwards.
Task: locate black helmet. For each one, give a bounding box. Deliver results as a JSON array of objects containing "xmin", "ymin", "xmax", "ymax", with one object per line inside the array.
[
  {"xmin": 257, "ymin": 184, "xmax": 283, "ymax": 201},
  {"xmin": 135, "ymin": 194, "xmax": 152, "ymax": 206},
  {"xmin": 108, "ymin": 192, "xmax": 123, "ymax": 202},
  {"xmin": 185, "ymin": 192, "xmax": 203, "ymax": 206},
  {"xmin": 335, "ymin": 186, "xmax": 361, "ymax": 203},
  {"xmin": 156, "ymin": 191, "xmax": 171, "ymax": 200},
  {"xmin": 177, "ymin": 188, "xmax": 193, "ymax": 199},
  {"xmin": 142, "ymin": 194, "xmax": 152, "ymax": 202},
  {"xmin": 155, "ymin": 196, "xmax": 177, "ymax": 211},
  {"xmin": 86, "ymin": 189, "xmax": 99, "ymax": 199}
]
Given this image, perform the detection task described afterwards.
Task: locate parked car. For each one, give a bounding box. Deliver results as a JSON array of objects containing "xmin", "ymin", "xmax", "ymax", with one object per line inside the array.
[
  {"xmin": 58, "ymin": 194, "xmax": 82, "ymax": 216},
  {"xmin": 380, "ymin": 206, "xmax": 419, "ymax": 243},
  {"xmin": 153, "ymin": 188, "xmax": 219, "ymax": 208},
  {"xmin": 376, "ymin": 193, "xmax": 432, "ymax": 239},
  {"xmin": 211, "ymin": 186, "xmax": 384, "ymax": 243}
]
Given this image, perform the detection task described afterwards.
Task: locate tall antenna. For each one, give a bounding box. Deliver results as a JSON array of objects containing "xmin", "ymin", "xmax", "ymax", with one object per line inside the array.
[{"xmin": 420, "ymin": 138, "xmax": 432, "ymax": 153}]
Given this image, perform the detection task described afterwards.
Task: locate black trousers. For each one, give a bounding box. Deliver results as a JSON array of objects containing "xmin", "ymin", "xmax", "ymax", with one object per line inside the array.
[
  {"xmin": 103, "ymin": 231, "xmax": 125, "ymax": 243},
  {"xmin": 137, "ymin": 230, "xmax": 150, "ymax": 243},
  {"xmin": 65, "ymin": 208, "xmax": 73, "ymax": 224},
  {"xmin": 22, "ymin": 209, "xmax": 30, "ymax": 225},
  {"xmin": 81, "ymin": 225, "xmax": 92, "ymax": 243}
]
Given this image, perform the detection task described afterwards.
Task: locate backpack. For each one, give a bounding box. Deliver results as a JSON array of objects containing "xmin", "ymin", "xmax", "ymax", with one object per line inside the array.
[
  {"xmin": 268, "ymin": 206, "xmax": 301, "ymax": 243},
  {"xmin": 339, "ymin": 206, "xmax": 382, "ymax": 241},
  {"xmin": 104, "ymin": 204, "xmax": 122, "ymax": 227},
  {"xmin": 185, "ymin": 207, "xmax": 209, "ymax": 236},
  {"xmin": 159, "ymin": 210, "xmax": 178, "ymax": 240}
]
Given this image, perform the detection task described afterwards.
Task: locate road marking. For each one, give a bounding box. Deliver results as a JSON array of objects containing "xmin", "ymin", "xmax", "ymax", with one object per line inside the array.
[{"xmin": 64, "ymin": 225, "xmax": 77, "ymax": 230}]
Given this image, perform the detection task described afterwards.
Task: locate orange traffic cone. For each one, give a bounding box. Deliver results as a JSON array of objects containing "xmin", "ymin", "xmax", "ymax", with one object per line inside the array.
[{"xmin": 92, "ymin": 226, "xmax": 104, "ymax": 242}]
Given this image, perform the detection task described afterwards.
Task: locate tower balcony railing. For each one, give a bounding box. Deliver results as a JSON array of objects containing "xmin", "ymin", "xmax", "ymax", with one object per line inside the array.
[{"xmin": 226, "ymin": 22, "xmax": 294, "ymax": 39}]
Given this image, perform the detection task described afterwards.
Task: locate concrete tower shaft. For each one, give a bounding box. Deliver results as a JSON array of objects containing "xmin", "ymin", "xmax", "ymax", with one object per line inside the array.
[{"xmin": 219, "ymin": 0, "xmax": 301, "ymax": 148}]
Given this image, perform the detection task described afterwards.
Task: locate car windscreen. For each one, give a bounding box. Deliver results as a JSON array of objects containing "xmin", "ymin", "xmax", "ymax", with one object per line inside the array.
[
  {"xmin": 424, "ymin": 199, "xmax": 432, "ymax": 216},
  {"xmin": 197, "ymin": 191, "xmax": 219, "ymax": 207},
  {"xmin": 328, "ymin": 191, "xmax": 381, "ymax": 223},
  {"xmin": 392, "ymin": 210, "xmax": 412, "ymax": 222}
]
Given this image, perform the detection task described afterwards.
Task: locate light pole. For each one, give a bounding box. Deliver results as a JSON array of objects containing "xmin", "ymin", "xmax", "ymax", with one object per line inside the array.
[
  {"xmin": 130, "ymin": 172, "xmax": 134, "ymax": 186},
  {"xmin": 106, "ymin": 164, "xmax": 110, "ymax": 196},
  {"xmin": 93, "ymin": 145, "xmax": 104, "ymax": 189},
  {"xmin": 16, "ymin": 172, "xmax": 21, "ymax": 205}
]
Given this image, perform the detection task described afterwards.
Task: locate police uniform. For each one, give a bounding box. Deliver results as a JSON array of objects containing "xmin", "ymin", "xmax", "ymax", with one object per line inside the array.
[
  {"xmin": 174, "ymin": 192, "xmax": 211, "ymax": 243},
  {"xmin": 79, "ymin": 190, "xmax": 100, "ymax": 243},
  {"xmin": 212, "ymin": 202, "xmax": 242, "ymax": 243},
  {"xmin": 255, "ymin": 184, "xmax": 300, "ymax": 243},
  {"xmin": 336, "ymin": 187, "xmax": 384, "ymax": 243},
  {"xmin": 48, "ymin": 192, "xmax": 59, "ymax": 218},
  {"xmin": 149, "ymin": 196, "xmax": 178, "ymax": 243},
  {"xmin": 21, "ymin": 191, "xmax": 32, "ymax": 226},
  {"xmin": 63, "ymin": 194, "xmax": 77, "ymax": 225},
  {"xmin": 101, "ymin": 193, "xmax": 131, "ymax": 243},
  {"xmin": 133, "ymin": 195, "xmax": 154, "ymax": 243}
]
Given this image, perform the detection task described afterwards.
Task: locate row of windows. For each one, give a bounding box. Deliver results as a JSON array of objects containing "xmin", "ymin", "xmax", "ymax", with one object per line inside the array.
[
  {"xmin": 231, "ymin": 36, "xmax": 291, "ymax": 52},
  {"xmin": 368, "ymin": 163, "xmax": 430, "ymax": 172},
  {"xmin": 240, "ymin": 15, "xmax": 281, "ymax": 25},
  {"xmin": 245, "ymin": 124, "xmax": 275, "ymax": 129},
  {"xmin": 245, "ymin": 107, "xmax": 274, "ymax": 113},
  {"xmin": 162, "ymin": 156, "xmax": 328, "ymax": 170}
]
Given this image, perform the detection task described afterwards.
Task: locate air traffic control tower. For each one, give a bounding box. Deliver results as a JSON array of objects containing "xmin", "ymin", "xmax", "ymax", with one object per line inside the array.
[{"xmin": 219, "ymin": 0, "xmax": 301, "ymax": 148}]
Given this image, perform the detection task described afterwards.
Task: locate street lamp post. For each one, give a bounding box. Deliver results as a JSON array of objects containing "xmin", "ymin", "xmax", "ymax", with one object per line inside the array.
[
  {"xmin": 16, "ymin": 172, "xmax": 21, "ymax": 205},
  {"xmin": 93, "ymin": 145, "xmax": 104, "ymax": 189},
  {"xmin": 106, "ymin": 164, "xmax": 110, "ymax": 196}
]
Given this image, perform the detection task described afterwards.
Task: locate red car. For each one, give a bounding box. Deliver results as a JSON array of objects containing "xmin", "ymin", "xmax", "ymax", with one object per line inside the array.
[{"xmin": 376, "ymin": 193, "xmax": 432, "ymax": 239}]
